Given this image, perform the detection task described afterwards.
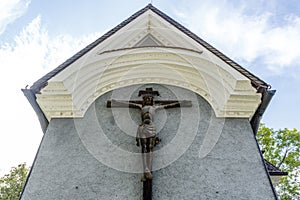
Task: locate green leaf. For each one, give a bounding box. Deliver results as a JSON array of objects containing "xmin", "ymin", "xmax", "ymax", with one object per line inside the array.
[
  {"xmin": 257, "ymin": 124, "xmax": 300, "ymax": 200},
  {"xmin": 0, "ymin": 163, "xmax": 29, "ymax": 200}
]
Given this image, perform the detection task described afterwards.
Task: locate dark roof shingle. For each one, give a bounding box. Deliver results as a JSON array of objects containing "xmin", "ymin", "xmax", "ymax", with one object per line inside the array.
[{"xmin": 265, "ymin": 160, "xmax": 288, "ymax": 176}]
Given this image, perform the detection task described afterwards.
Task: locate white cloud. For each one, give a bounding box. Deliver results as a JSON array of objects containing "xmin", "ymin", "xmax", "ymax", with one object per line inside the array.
[
  {"xmin": 175, "ymin": 1, "xmax": 300, "ymax": 75},
  {"xmin": 0, "ymin": 0, "xmax": 31, "ymax": 35},
  {"xmin": 0, "ymin": 16, "xmax": 100, "ymax": 175}
]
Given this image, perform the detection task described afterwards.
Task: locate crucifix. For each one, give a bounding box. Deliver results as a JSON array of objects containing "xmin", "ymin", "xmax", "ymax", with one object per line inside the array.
[{"xmin": 107, "ymin": 88, "xmax": 192, "ymax": 200}]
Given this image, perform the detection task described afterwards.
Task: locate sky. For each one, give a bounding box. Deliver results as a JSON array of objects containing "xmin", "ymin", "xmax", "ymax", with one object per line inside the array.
[{"xmin": 0, "ymin": 0, "xmax": 300, "ymax": 175}]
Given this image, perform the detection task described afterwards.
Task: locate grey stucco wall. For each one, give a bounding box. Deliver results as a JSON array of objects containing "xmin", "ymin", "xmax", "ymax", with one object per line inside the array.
[{"xmin": 21, "ymin": 84, "xmax": 276, "ymax": 200}]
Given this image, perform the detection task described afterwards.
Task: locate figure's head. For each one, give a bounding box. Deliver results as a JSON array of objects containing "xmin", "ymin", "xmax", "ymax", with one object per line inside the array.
[{"xmin": 143, "ymin": 95, "xmax": 153, "ymax": 106}]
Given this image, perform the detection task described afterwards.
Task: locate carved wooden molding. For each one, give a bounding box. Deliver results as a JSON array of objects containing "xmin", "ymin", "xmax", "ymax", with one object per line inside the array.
[{"xmin": 37, "ymin": 47, "xmax": 261, "ymax": 120}]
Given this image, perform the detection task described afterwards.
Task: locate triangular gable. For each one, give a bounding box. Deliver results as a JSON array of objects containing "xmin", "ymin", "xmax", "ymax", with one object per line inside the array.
[
  {"xmin": 23, "ymin": 4, "xmax": 274, "ymax": 133},
  {"xmin": 30, "ymin": 4, "xmax": 268, "ymax": 93}
]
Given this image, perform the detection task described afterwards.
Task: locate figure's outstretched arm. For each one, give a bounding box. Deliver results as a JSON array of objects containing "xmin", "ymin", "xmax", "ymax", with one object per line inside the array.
[
  {"xmin": 157, "ymin": 102, "xmax": 180, "ymax": 109},
  {"xmin": 155, "ymin": 100, "xmax": 191, "ymax": 109},
  {"xmin": 109, "ymin": 99, "xmax": 142, "ymax": 109}
]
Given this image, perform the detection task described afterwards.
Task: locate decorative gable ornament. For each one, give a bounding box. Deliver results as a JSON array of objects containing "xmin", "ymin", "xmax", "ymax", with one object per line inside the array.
[{"xmin": 23, "ymin": 4, "xmax": 274, "ymax": 135}]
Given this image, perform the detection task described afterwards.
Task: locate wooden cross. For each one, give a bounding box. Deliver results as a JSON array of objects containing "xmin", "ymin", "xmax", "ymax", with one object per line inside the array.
[{"xmin": 107, "ymin": 88, "xmax": 192, "ymax": 200}]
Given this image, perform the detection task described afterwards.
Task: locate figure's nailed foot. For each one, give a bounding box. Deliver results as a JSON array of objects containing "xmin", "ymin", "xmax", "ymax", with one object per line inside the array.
[
  {"xmin": 155, "ymin": 137, "xmax": 161, "ymax": 146},
  {"xmin": 141, "ymin": 175, "xmax": 146, "ymax": 182},
  {"xmin": 144, "ymin": 169, "xmax": 153, "ymax": 180}
]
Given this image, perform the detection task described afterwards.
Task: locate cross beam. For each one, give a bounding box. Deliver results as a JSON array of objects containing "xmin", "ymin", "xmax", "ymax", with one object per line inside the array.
[{"xmin": 107, "ymin": 100, "xmax": 192, "ymax": 108}]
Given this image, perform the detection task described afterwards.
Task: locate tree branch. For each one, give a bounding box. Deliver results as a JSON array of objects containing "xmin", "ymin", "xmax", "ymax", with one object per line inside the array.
[{"xmin": 277, "ymin": 147, "xmax": 290, "ymax": 168}]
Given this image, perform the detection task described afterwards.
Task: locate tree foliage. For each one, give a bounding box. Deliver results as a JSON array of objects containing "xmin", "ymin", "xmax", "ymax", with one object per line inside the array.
[
  {"xmin": 257, "ymin": 124, "xmax": 300, "ymax": 200},
  {"xmin": 0, "ymin": 163, "xmax": 29, "ymax": 200}
]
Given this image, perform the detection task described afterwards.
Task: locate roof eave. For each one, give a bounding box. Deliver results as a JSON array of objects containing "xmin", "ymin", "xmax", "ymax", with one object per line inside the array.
[
  {"xmin": 251, "ymin": 89, "xmax": 276, "ymax": 135},
  {"xmin": 22, "ymin": 88, "xmax": 49, "ymax": 133}
]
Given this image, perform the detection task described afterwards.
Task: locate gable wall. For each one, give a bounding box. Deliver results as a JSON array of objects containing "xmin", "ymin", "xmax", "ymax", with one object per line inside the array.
[{"xmin": 21, "ymin": 85, "xmax": 275, "ymax": 200}]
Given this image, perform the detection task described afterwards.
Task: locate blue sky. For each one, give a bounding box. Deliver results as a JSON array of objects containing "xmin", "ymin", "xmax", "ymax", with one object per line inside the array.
[{"xmin": 0, "ymin": 0, "xmax": 300, "ymax": 175}]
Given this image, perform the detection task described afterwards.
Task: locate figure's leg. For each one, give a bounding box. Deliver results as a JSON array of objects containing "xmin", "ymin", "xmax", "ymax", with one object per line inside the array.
[
  {"xmin": 148, "ymin": 137, "xmax": 155, "ymax": 172},
  {"xmin": 144, "ymin": 137, "xmax": 155, "ymax": 180},
  {"xmin": 141, "ymin": 138, "xmax": 148, "ymax": 181},
  {"xmin": 144, "ymin": 138, "xmax": 153, "ymax": 180}
]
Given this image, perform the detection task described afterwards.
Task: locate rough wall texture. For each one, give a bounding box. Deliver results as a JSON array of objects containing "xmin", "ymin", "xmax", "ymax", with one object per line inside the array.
[{"xmin": 21, "ymin": 84, "xmax": 276, "ymax": 200}]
